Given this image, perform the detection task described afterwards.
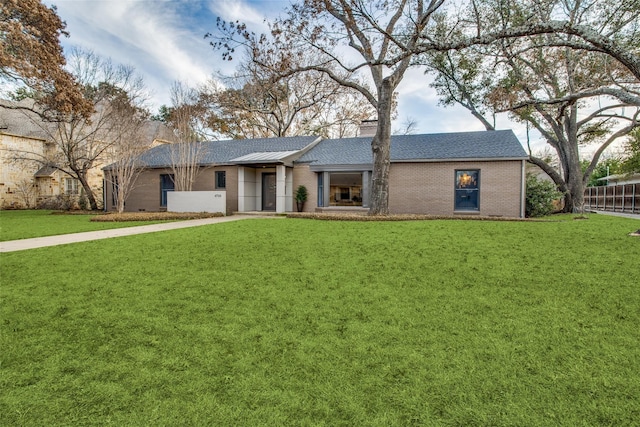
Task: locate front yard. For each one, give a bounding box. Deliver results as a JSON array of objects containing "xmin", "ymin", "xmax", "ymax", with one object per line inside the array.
[
  {"xmin": 1, "ymin": 215, "xmax": 639, "ymax": 425},
  {"xmin": 0, "ymin": 210, "xmax": 158, "ymax": 241}
]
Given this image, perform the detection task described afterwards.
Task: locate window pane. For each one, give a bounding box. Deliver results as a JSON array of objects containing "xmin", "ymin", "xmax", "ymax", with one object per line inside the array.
[
  {"xmin": 215, "ymin": 171, "xmax": 226, "ymax": 189},
  {"xmin": 456, "ymin": 170, "xmax": 478, "ymax": 189},
  {"xmin": 455, "ymin": 170, "xmax": 480, "ymax": 211},
  {"xmin": 317, "ymin": 173, "xmax": 324, "ymax": 207},
  {"xmin": 329, "ymin": 173, "xmax": 362, "ymax": 206},
  {"xmin": 160, "ymin": 174, "xmax": 174, "ymax": 207},
  {"xmin": 65, "ymin": 178, "xmax": 79, "ymax": 195}
]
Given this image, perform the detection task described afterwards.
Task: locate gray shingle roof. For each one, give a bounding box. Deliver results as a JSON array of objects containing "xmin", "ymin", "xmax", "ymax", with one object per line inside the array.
[
  {"xmin": 297, "ymin": 130, "xmax": 527, "ymax": 166},
  {"xmin": 116, "ymin": 130, "xmax": 526, "ymax": 170},
  {"xmin": 0, "ymin": 99, "xmax": 51, "ymax": 140},
  {"xmin": 134, "ymin": 136, "xmax": 320, "ymax": 168}
]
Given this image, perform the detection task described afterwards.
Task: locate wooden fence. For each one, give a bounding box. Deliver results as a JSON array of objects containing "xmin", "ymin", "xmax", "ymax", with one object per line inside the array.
[{"xmin": 584, "ymin": 183, "xmax": 639, "ymax": 214}]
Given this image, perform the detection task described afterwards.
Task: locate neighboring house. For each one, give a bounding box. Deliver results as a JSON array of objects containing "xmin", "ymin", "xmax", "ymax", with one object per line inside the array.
[
  {"xmin": 0, "ymin": 101, "xmax": 61, "ymax": 208},
  {"xmin": 104, "ymin": 128, "xmax": 528, "ymax": 217},
  {"xmin": 0, "ymin": 99, "xmax": 174, "ymax": 209}
]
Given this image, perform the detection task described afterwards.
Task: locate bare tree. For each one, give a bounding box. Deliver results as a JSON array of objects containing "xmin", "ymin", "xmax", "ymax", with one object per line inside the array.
[
  {"xmin": 200, "ymin": 51, "xmax": 374, "ymax": 139},
  {"xmin": 8, "ymin": 48, "xmax": 149, "ymax": 210},
  {"xmin": 104, "ymin": 100, "xmax": 150, "ymax": 213},
  {"xmin": 14, "ymin": 178, "xmax": 37, "ymax": 208},
  {"xmin": 394, "ymin": 116, "xmax": 419, "ymax": 135},
  {"xmin": 166, "ymin": 82, "xmax": 207, "ymax": 192}
]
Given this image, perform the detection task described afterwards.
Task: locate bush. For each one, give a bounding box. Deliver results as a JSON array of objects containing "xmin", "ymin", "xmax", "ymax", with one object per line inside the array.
[
  {"xmin": 91, "ymin": 212, "xmax": 224, "ymax": 222},
  {"xmin": 526, "ymin": 174, "xmax": 562, "ymax": 217},
  {"xmin": 78, "ymin": 194, "xmax": 89, "ymax": 211},
  {"xmin": 37, "ymin": 195, "xmax": 75, "ymax": 211},
  {"xmin": 295, "ymin": 185, "xmax": 308, "ymax": 202}
]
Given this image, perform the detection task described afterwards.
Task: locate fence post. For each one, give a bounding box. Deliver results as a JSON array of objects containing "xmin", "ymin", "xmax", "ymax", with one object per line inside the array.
[{"xmin": 613, "ymin": 185, "xmax": 616, "ymax": 212}]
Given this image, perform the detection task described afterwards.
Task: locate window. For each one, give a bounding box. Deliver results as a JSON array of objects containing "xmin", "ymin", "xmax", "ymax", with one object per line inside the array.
[
  {"xmin": 65, "ymin": 178, "xmax": 80, "ymax": 195},
  {"xmin": 215, "ymin": 171, "xmax": 226, "ymax": 189},
  {"xmin": 160, "ymin": 174, "xmax": 174, "ymax": 207},
  {"xmin": 317, "ymin": 173, "xmax": 324, "ymax": 207},
  {"xmin": 455, "ymin": 170, "xmax": 480, "ymax": 211},
  {"xmin": 328, "ymin": 173, "xmax": 362, "ymax": 206}
]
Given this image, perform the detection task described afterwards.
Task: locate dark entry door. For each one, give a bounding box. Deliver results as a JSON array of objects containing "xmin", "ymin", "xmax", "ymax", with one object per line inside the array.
[{"xmin": 262, "ymin": 173, "xmax": 276, "ymax": 211}]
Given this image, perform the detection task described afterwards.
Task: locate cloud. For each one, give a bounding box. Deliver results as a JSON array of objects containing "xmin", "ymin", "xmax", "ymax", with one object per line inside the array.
[
  {"xmin": 207, "ymin": 0, "xmax": 281, "ymax": 32},
  {"xmin": 53, "ymin": 0, "xmax": 221, "ymax": 108}
]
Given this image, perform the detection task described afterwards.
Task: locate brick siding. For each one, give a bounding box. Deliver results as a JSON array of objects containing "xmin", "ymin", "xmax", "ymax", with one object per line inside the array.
[
  {"xmin": 106, "ymin": 166, "xmax": 239, "ymax": 214},
  {"xmin": 389, "ymin": 161, "xmax": 524, "ymax": 217},
  {"xmin": 292, "ymin": 164, "xmax": 318, "ymax": 212}
]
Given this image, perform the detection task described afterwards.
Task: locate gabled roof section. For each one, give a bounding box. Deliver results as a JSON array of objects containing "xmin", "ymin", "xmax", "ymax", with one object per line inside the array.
[
  {"xmin": 0, "ymin": 99, "xmax": 50, "ymax": 141},
  {"xmin": 297, "ymin": 130, "xmax": 528, "ymax": 167},
  {"xmin": 34, "ymin": 166, "xmax": 57, "ymax": 177},
  {"xmin": 132, "ymin": 136, "xmax": 320, "ymax": 169}
]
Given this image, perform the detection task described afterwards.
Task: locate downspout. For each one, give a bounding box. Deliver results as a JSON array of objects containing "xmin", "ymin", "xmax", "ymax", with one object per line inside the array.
[
  {"xmin": 102, "ymin": 177, "xmax": 107, "ymax": 212},
  {"xmin": 520, "ymin": 159, "xmax": 526, "ymax": 218}
]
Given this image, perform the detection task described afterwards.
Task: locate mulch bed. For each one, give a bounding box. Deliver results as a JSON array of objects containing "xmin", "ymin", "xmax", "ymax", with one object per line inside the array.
[
  {"xmin": 89, "ymin": 212, "xmax": 224, "ymax": 222},
  {"xmin": 286, "ymin": 212, "xmax": 534, "ymax": 222}
]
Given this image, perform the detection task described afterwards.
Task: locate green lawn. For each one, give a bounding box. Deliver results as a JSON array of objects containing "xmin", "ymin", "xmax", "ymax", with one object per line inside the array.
[
  {"xmin": 1, "ymin": 215, "xmax": 639, "ymax": 425},
  {"xmin": 0, "ymin": 210, "xmax": 164, "ymax": 241}
]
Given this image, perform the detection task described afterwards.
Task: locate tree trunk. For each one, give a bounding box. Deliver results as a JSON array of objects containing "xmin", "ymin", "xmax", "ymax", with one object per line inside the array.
[
  {"xmin": 565, "ymin": 158, "xmax": 585, "ymax": 213},
  {"xmin": 368, "ymin": 83, "xmax": 394, "ymax": 216},
  {"xmin": 77, "ymin": 173, "xmax": 99, "ymax": 210},
  {"xmin": 562, "ymin": 108, "xmax": 585, "ymax": 213}
]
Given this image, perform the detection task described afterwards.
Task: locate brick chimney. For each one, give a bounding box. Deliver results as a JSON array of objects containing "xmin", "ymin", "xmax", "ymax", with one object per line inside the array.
[{"xmin": 358, "ymin": 119, "xmax": 377, "ymax": 137}]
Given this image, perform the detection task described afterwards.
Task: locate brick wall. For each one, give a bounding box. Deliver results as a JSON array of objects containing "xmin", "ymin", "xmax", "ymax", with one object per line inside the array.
[
  {"xmin": 292, "ymin": 164, "xmax": 318, "ymax": 212},
  {"xmin": 106, "ymin": 166, "xmax": 239, "ymax": 214},
  {"xmin": 389, "ymin": 161, "xmax": 524, "ymax": 217}
]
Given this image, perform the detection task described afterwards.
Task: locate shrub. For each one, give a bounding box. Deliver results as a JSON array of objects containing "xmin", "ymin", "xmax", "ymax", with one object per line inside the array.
[
  {"xmin": 78, "ymin": 194, "xmax": 89, "ymax": 211},
  {"xmin": 91, "ymin": 212, "xmax": 224, "ymax": 222},
  {"xmin": 295, "ymin": 185, "xmax": 308, "ymax": 202},
  {"xmin": 37, "ymin": 195, "xmax": 75, "ymax": 211},
  {"xmin": 526, "ymin": 174, "xmax": 562, "ymax": 217}
]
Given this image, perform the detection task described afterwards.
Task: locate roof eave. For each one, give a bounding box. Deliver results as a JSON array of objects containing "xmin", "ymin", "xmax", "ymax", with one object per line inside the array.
[
  {"xmin": 309, "ymin": 163, "xmax": 373, "ymax": 172},
  {"xmin": 391, "ymin": 156, "xmax": 529, "ymax": 163}
]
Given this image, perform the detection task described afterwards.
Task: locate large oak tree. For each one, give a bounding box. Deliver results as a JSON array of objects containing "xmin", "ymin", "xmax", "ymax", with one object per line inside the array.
[
  {"xmin": 0, "ymin": 0, "xmax": 92, "ymax": 117},
  {"xmin": 426, "ymin": 0, "xmax": 640, "ymax": 212}
]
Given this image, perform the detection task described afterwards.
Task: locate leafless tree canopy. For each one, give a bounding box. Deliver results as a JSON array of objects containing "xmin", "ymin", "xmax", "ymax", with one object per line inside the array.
[
  {"xmin": 7, "ymin": 48, "xmax": 151, "ymax": 210},
  {"xmin": 166, "ymin": 82, "xmax": 207, "ymax": 192},
  {"xmin": 200, "ymin": 50, "xmax": 374, "ymax": 139}
]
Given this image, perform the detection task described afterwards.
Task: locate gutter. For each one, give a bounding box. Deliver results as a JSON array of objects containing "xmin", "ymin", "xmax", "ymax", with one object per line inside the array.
[
  {"xmin": 391, "ymin": 157, "xmax": 529, "ymax": 163},
  {"xmin": 520, "ymin": 159, "xmax": 526, "ymax": 218}
]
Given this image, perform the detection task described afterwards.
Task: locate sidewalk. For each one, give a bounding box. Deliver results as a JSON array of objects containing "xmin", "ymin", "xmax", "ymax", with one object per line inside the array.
[
  {"xmin": 588, "ymin": 210, "xmax": 640, "ymax": 220},
  {"xmin": 1, "ymin": 215, "xmax": 277, "ymax": 253}
]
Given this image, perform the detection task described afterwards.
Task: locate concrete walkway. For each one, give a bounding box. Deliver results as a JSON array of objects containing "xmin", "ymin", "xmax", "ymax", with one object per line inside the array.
[
  {"xmin": 0, "ymin": 215, "xmax": 277, "ymax": 253},
  {"xmin": 588, "ymin": 210, "xmax": 640, "ymax": 220}
]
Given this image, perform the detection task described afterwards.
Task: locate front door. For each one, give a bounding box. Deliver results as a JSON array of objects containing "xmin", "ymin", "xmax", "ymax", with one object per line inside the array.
[{"xmin": 262, "ymin": 173, "xmax": 276, "ymax": 211}]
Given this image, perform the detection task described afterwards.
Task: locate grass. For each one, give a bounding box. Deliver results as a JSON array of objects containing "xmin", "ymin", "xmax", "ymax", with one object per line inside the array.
[
  {"xmin": 1, "ymin": 215, "xmax": 639, "ymax": 425},
  {"xmin": 0, "ymin": 210, "xmax": 170, "ymax": 241}
]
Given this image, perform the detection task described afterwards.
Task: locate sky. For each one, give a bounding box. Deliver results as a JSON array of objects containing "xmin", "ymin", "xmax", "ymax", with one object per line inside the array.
[{"xmin": 50, "ymin": 0, "xmax": 539, "ymax": 149}]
